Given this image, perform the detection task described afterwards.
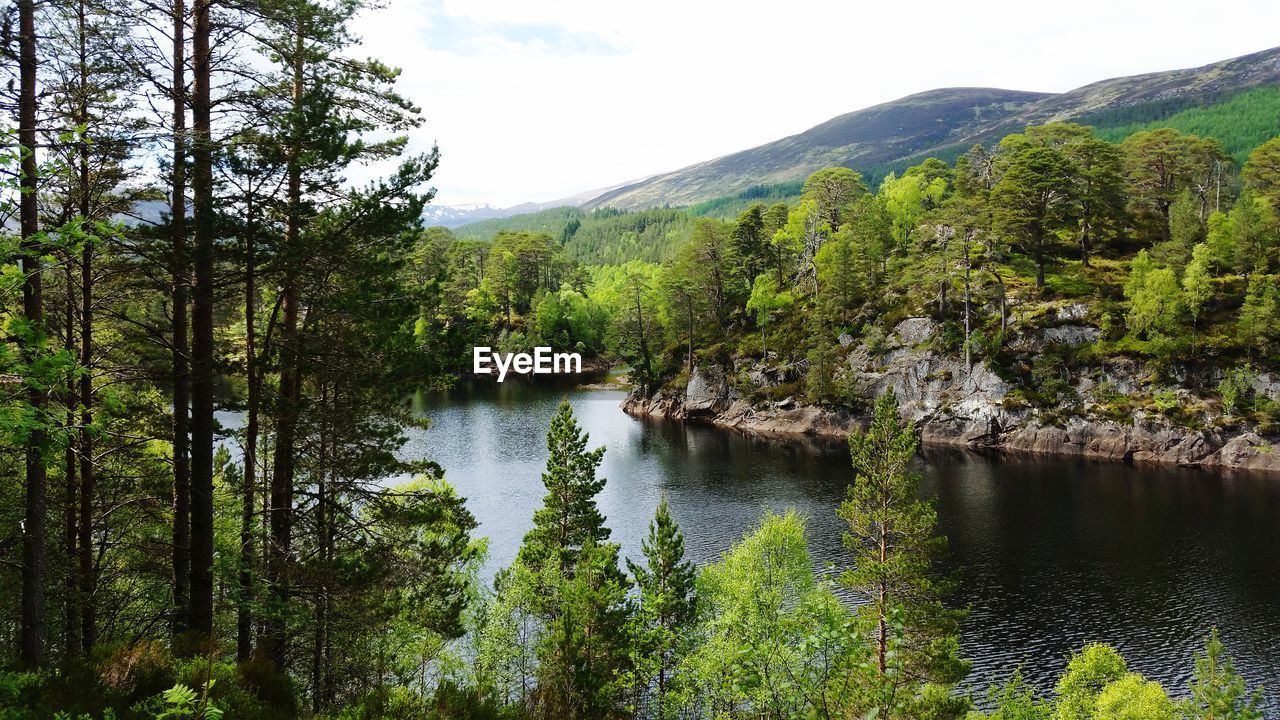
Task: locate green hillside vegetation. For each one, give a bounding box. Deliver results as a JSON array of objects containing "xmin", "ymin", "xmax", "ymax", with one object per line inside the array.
[
  {"xmin": 454, "ymin": 206, "xmax": 697, "ymax": 264},
  {"xmin": 452, "ymin": 205, "xmax": 582, "ymax": 242},
  {"xmin": 450, "ymin": 87, "xmax": 1280, "ymax": 267},
  {"xmin": 562, "ymin": 207, "xmax": 696, "ymax": 262},
  {"xmin": 419, "ymin": 123, "xmax": 1280, "ymax": 436},
  {"xmin": 589, "ymin": 47, "xmax": 1280, "ymax": 210},
  {"xmin": 1093, "ymin": 87, "xmax": 1280, "ymax": 163},
  {"xmin": 686, "ymin": 180, "xmax": 804, "ymax": 218},
  {"xmin": 7, "ymin": 0, "xmax": 1280, "ymax": 714}
]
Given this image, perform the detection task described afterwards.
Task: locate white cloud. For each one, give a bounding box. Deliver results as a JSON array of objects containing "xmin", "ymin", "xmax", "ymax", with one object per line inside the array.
[{"xmin": 350, "ymin": 0, "xmax": 1280, "ymax": 208}]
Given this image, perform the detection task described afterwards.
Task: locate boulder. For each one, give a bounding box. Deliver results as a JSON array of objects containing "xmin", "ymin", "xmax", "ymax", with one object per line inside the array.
[
  {"xmin": 892, "ymin": 317, "xmax": 937, "ymax": 347},
  {"xmin": 684, "ymin": 366, "xmax": 729, "ymax": 416},
  {"xmin": 1041, "ymin": 325, "xmax": 1101, "ymax": 346},
  {"xmin": 1056, "ymin": 302, "xmax": 1090, "ymax": 322}
]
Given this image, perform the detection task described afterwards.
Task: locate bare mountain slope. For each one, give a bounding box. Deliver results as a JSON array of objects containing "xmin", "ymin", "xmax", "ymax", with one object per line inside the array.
[{"xmin": 588, "ymin": 46, "xmax": 1280, "ymax": 210}]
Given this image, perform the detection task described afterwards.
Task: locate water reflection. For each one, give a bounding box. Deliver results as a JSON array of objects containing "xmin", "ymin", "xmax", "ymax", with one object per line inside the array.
[{"xmin": 399, "ymin": 378, "xmax": 1280, "ymax": 707}]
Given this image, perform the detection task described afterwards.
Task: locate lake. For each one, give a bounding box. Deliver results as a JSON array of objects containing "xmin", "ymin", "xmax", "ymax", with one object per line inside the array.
[{"xmin": 400, "ymin": 376, "xmax": 1280, "ymax": 708}]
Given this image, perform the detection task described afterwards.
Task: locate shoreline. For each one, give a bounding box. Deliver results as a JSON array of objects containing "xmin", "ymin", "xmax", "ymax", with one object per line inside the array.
[
  {"xmin": 620, "ymin": 390, "xmax": 1280, "ymax": 474},
  {"xmin": 618, "ymin": 316, "xmax": 1280, "ymax": 477}
]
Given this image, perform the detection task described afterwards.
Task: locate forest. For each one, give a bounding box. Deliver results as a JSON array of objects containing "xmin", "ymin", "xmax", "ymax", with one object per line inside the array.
[{"xmin": 0, "ymin": 0, "xmax": 1278, "ymax": 716}]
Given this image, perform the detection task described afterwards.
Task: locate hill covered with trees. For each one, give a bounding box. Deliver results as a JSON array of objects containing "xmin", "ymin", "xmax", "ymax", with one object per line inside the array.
[
  {"xmin": 581, "ymin": 46, "xmax": 1280, "ymax": 210},
  {"xmin": 2, "ymin": 0, "xmax": 1279, "ymax": 714},
  {"xmin": 434, "ymin": 120, "xmax": 1280, "ymax": 471}
]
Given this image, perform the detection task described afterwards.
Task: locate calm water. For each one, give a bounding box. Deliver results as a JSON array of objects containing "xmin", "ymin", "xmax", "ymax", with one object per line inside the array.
[{"xmin": 400, "ymin": 377, "xmax": 1280, "ymax": 708}]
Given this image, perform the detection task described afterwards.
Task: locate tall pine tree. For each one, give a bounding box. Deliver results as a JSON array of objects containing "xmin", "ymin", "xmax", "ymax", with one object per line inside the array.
[
  {"xmin": 626, "ymin": 495, "xmax": 696, "ymax": 720},
  {"xmin": 516, "ymin": 399, "xmax": 610, "ymax": 574},
  {"xmin": 839, "ymin": 389, "xmax": 967, "ymax": 720}
]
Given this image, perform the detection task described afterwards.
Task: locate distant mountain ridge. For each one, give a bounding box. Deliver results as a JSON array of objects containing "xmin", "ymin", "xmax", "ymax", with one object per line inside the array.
[
  {"xmin": 583, "ymin": 46, "xmax": 1280, "ymax": 211},
  {"xmin": 425, "ymin": 178, "xmax": 653, "ymax": 227}
]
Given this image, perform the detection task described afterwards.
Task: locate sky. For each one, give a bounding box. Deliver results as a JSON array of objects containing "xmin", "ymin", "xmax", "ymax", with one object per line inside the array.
[{"xmin": 349, "ymin": 0, "xmax": 1280, "ymax": 209}]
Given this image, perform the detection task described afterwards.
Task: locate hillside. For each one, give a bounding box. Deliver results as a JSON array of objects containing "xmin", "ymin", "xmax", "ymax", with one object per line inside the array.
[
  {"xmin": 585, "ymin": 87, "xmax": 1050, "ymax": 210},
  {"xmin": 454, "ymin": 206, "xmax": 696, "ymax": 263},
  {"xmin": 588, "ymin": 46, "xmax": 1280, "ymax": 210}
]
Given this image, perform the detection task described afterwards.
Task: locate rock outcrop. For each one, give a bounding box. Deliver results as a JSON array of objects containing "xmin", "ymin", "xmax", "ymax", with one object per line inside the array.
[{"xmin": 621, "ymin": 317, "xmax": 1280, "ymax": 474}]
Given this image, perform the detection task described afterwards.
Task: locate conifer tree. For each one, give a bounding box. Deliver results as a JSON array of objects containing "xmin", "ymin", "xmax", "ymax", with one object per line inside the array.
[
  {"xmin": 1181, "ymin": 629, "xmax": 1264, "ymax": 720},
  {"xmin": 516, "ymin": 399, "xmax": 610, "ymax": 574},
  {"xmin": 1238, "ymin": 273, "xmax": 1280, "ymax": 354},
  {"xmin": 626, "ymin": 496, "xmax": 696, "ymax": 719},
  {"xmin": 839, "ymin": 389, "xmax": 967, "ymax": 716},
  {"xmin": 502, "ymin": 400, "xmax": 632, "ymax": 719},
  {"xmin": 539, "ymin": 539, "xmax": 632, "ymax": 720}
]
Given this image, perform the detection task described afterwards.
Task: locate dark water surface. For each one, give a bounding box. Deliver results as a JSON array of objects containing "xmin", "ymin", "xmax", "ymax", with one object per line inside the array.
[{"xmin": 400, "ymin": 378, "xmax": 1280, "ymax": 708}]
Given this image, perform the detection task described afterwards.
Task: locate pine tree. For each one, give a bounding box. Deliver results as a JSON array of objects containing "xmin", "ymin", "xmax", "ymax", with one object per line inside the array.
[
  {"xmin": 500, "ymin": 400, "xmax": 632, "ymax": 719},
  {"xmin": 516, "ymin": 399, "xmax": 610, "ymax": 574},
  {"xmin": 626, "ymin": 496, "xmax": 696, "ymax": 719},
  {"xmin": 839, "ymin": 389, "xmax": 967, "ymax": 716},
  {"xmin": 538, "ymin": 540, "xmax": 632, "ymax": 720},
  {"xmin": 992, "ymin": 145, "xmax": 1078, "ymax": 288},
  {"xmin": 1181, "ymin": 629, "xmax": 1264, "ymax": 720}
]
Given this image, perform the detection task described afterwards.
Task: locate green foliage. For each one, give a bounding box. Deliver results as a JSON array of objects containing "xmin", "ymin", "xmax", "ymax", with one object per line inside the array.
[
  {"xmin": 977, "ymin": 670, "xmax": 1051, "ymax": 720},
  {"xmin": 1052, "ymin": 644, "xmax": 1128, "ymax": 720},
  {"xmin": 451, "ymin": 207, "xmax": 584, "ymax": 244},
  {"xmin": 489, "ymin": 402, "xmax": 631, "ymax": 719},
  {"xmin": 1094, "ymin": 88, "xmax": 1280, "ymax": 165},
  {"xmin": 1218, "ymin": 366, "xmax": 1255, "ymax": 417},
  {"xmin": 1093, "ymin": 675, "xmax": 1174, "ymax": 720},
  {"xmin": 1165, "ymin": 189, "xmax": 1205, "ymax": 267},
  {"xmin": 687, "ymin": 182, "xmax": 804, "ymax": 219},
  {"xmin": 1182, "ymin": 243, "xmax": 1214, "ymax": 324},
  {"xmin": 515, "ymin": 401, "xmax": 610, "ymax": 573},
  {"xmin": 1181, "ymin": 629, "xmax": 1265, "ymax": 720},
  {"xmin": 1152, "ymin": 390, "xmax": 1179, "ymax": 413},
  {"xmin": 625, "ymin": 497, "xmax": 696, "ymax": 720},
  {"xmin": 840, "ymin": 389, "xmax": 968, "ymax": 716},
  {"xmin": 1126, "ymin": 266, "xmax": 1182, "ymax": 338},
  {"xmin": 745, "ymin": 274, "xmax": 794, "ymax": 356},
  {"xmin": 992, "ymin": 144, "xmax": 1078, "ymax": 287},
  {"xmin": 1237, "ymin": 273, "xmax": 1280, "ymax": 350},
  {"xmin": 1244, "ymin": 136, "xmax": 1280, "ymax": 209},
  {"xmin": 154, "ymin": 682, "xmax": 223, "ymax": 720},
  {"xmin": 683, "ymin": 510, "xmax": 865, "ymax": 719}
]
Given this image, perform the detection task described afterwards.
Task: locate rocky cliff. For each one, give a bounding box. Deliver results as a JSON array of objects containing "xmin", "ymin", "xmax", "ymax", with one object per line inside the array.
[{"xmin": 621, "ymin": 314, "xmax": 1280, "ymax": 474}]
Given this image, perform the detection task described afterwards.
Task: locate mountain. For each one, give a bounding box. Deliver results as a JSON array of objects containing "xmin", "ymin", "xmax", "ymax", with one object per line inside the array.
[
  {"xmin": 587, "ymin": 46, "xmax": 1280, "ymax": 211},
  {"xmin": 422, "ymin": 203, "xmax": 514, "ymax": 227},
  {"xmin": 425, "ymin": 178, "xmax": 653, "ymax": 228}
]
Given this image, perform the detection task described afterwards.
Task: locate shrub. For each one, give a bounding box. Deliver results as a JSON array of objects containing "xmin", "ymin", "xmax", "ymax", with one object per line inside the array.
[
  {"xmin": 1152, "ymin": 390, "xmax": 1179, "ymax": 414},
  {"xmin": 1218, "ymin": 366, "xmax": 1255, "ymax": 416}
]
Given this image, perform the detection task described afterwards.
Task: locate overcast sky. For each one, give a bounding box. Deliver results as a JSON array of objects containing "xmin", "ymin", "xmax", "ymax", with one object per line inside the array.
[{"xmin": 349, "ymin": 0, "xmax": 1280, "ymax": 208}]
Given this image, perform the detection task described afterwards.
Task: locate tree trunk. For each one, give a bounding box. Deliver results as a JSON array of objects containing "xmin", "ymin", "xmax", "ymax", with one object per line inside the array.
[
  {"xmin": 311, "ymin": 458, "xmax": 329, "ymax": 715},
  {"xmin": 963, "ymin": 237, "xmax": 973, "ymax": 374},
  {"xmin": 631, "ymin": 286, "xmax": 651, "ymax": 393},
  {"xmin": 187, "ymin": 0, "xmax": 215, "ymax": 640},
  {"xmin": 267, "ymin": 22, "xmax": 305, "ymax": 668},
  {"xmin": 170, "ymin": 0, "xmax": 191, "ymax": 641},
  {"xmin": 1078, "ymin": 215, "xmax": 1092, "ymax": 268},
  {"xmin": 238, "ymin": 194, "xmax": 258, "ymax": 662},
  {"xmin": 63, "ymin": 266, "xmax": 80, "ymax": 659},
  {"xmin": 77, "ymin": 9, "xmax": 97, "ymax": 646},
  {"xmin": 877, "ymin": 492, "xmax": 891, "ymax": 676},
  {"xmin": 686, "ymin": 302, "xmax": 694, "ymax": 374},
  {"xmin": 19, "ymin": 0, "xmax": 46, "ymax": 670}
]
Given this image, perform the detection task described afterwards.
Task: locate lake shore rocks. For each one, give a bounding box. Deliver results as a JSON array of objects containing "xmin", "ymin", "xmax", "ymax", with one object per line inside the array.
[{"xmin": 621, "ymin": 317, "xmax": 1280, "ymax": 475}]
